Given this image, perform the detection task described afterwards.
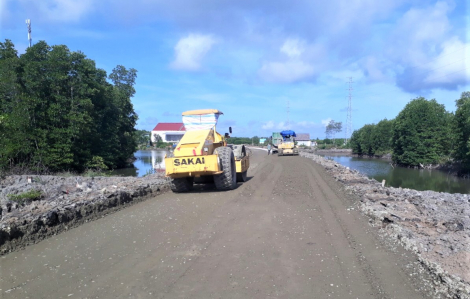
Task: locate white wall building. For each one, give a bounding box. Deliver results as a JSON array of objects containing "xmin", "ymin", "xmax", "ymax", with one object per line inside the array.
[
  {"xmin": 151, "ymin": 123, "xmax": 186, "ymax": 143},
  {"xmin": 296, "ymin": 133, "xmax": 312, "ymax": 146}
]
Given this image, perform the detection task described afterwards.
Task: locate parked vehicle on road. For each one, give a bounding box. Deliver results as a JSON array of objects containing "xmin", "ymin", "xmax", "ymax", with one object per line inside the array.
[
  {"xmin": 271, "ymin": 132, "xmax": 282, "ymax": 153},
  {"xmin": 278, "ymin": 130, "xmax": 299, "ymax": 156}
]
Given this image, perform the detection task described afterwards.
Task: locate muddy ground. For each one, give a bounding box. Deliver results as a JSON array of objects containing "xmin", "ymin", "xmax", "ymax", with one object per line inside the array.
[{"xmin": 0, "ymin": 149, "xmax": 468, "ymax": 298}]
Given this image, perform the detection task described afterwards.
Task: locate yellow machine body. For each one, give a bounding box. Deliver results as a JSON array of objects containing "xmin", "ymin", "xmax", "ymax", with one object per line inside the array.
[
  {"xmin": 278, "ymin": 138, "xmax": 299, "ymax": 156},
  {"xmin": 165, "ymin": 128, "xmax": 224, "ymax": 178},
  {"xmin": 164, "ymin": 109, "xmax": 249, "ymax": 181},
  {"xmin": 236, "ymin": 155, "xmax": 250, "ymax": 173}
]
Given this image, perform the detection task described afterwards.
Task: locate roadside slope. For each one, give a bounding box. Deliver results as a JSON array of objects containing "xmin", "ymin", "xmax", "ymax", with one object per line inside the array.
[{"xmin": 1, "ymin": 151, "xmax": 433, "ymax": 299}]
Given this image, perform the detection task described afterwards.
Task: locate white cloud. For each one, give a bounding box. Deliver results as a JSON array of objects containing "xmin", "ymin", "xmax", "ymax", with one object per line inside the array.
[
  {"xmin": 262, "ymin": 121, "xmax": 275, "ymax": 130},
  {"xmin": 262, "ymin": 120, "xmax": 317, "ymax": 131},
  {"xmin": 20, "ymin": 0, "xmax": 94, "ymax": 22},
  {"xmin": 363, "ymin": 56, "xmax": 386, "ymax": 82},
  {"xmin": 390, "ymin": 1, "xmax": 452, "ymax": 67},
  {"xmin": 259, "ymin": 60, "xmax": 315, "ymax": 83},
  {"xmin": 386, "ymin": 1, "xmax": 470, "ymax": 91},
  {"xmin": 423, "ymin": 37, "xmax": 470, "ymax": 85},
  {"xmin": 258, "ymin": 38, "xmax": 326, "ymax": 83},
  {"xmin": 170, "ymin": 34, "xmax": 217, "ymax": 71},
  {"xmin": 321, "ymin": 118, "xmax": 332, "ymax": 127},
  {"xmin": 0, "ymin": 0, "xmax": 11, "ymax": 26},
  {"xmin": 261, "ymin": 121, "xmax": 288, "ymax": 130},
  {"xmin": 188, "ymin": 93, "xmax": 228, "ymax": 103},
  {"xmin": 280, "ymin": 39, "xmax": 305, "ymax": 58},
  {"xmin": 297, "ymin": 121, "xmax": 316, "ymax": 128}
]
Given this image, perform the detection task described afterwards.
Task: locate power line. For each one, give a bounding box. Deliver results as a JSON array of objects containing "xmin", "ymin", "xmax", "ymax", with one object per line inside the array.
[
  {"xmin": 404, "ymin": 45, "xmax": 468, "ymax": 71},
  {"xmin": 424, "ymin": 66, "xmax": 469, "ymax": 82},
  {"xmin": 422, "ymin": 58, "xmax": 467, "ymax": 73}
]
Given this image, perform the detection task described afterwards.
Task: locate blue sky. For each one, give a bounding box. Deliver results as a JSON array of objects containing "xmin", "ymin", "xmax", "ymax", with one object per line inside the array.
[{"xmin": 1, "ymin": 0, "xmax": 469, "ymax": 139}]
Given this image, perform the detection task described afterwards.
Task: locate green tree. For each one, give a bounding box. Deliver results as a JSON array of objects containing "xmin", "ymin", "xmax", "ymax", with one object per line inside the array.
[
  {"xmin": 354, "ymin": 124, "xmax": 375, "ymax": 155},
  {"xmin": 391, "ymin": 97, "xmax": 452, "ymax": 166},
  {"xmin": 370, "ymin": 119, "xmax": 394, "ymax": 155},
  {"xmin": 350, "ymin": 130, "xmax": 361, "ymax": 154},
  {"xmin": 134, "ymin": 130, "xmax": 151, "ymax": 145},
  {"xmin": 325, "ymin": 120, "xmax": 342, "ymax": 144},
  {"xmin": 0, "ymin": 40, "xmax": 139, "ymax": 172},
  {"xmin": 453, "ymin": 91, "xmax": 470, "ymax": 171},
  {"xmin": 228, "ymin": 137, "xmax": 252, "ymax": 144},
  {"xmin": 153, "ymin": 134, "xmax": 163, "ymax": 147}
]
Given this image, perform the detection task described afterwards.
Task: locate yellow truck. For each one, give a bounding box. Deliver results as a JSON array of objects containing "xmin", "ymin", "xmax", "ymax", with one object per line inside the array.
[
  {"xmin": 165, "ymin": 109, "xmax": 249, "ymax": 192},
  {"xmin": 277, "ymin": 130, "xmax": 299, "ymax": 156}
]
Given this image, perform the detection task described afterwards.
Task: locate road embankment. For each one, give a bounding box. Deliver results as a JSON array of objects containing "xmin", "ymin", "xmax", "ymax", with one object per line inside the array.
[
  {"xmin": 313, "ymin": 148, "xmax": 353, "ymax": 154},
  {"xmin": 301, "ymin": 151, "xmax": 470, "ymax": 298},
  {"xmin": 0, "ymin": 175, "xmax": 170, "ymax": 254}
]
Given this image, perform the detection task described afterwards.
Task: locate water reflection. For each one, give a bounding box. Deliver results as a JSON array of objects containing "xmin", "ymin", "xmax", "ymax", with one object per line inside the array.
[
  {"xmin": 110, "ymin": 150, "xmax": 169, "ymax": 177},
  {"xmin": 320, "ymin": 154, "xmax": 470, "ymax": 194}
]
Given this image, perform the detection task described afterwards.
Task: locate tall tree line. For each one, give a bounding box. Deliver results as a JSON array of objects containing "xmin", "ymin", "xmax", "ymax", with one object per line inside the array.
[
  {"xmin": 350, "ymin": 93, "xmax": 470, "ymax": 172},
  {"xmin": 0, "ymin": 40, "xmax": 138, "ymax": 172}
]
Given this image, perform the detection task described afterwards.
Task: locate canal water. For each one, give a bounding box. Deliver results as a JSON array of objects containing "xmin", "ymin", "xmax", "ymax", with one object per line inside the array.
[
  {"xmin": 319, "ymin": 154, "xmax": 470, "ymax": 194},
  {"xmin": 112, "ymin": 151, "xmax": 469, "ymax": 194},
  {"xmin": 110, "ymin": 150, "xmax": 169, "ymax": 177}
]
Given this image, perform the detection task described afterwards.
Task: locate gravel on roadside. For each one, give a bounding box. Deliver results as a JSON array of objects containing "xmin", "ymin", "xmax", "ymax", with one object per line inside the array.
[
  {"xmin": 301, "ymin": 151, "xmax": 470, "ymax": 299},
  {"xmin": 0, "ymin": 174, "xmax": 170, "ymax": 254}
]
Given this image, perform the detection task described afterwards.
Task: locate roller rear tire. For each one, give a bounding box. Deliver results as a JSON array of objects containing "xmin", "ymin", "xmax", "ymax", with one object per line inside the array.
[
  {"xmin": 214, "ymin": 147, "xmax": 237, "ymax": 190},
  {"xmin": 170, "ymin": 177, "xmax": 194, "ymax": 193}
]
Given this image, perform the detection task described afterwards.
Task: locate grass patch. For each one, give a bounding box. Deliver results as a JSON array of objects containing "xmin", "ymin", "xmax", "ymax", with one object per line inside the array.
[
  {"xmin": 82, "ymin": 169, "xmax": 112, "ymax": 178},
  {"xmin": 7, "ymin": 189, "xmax": 43, "ymax": 205}
]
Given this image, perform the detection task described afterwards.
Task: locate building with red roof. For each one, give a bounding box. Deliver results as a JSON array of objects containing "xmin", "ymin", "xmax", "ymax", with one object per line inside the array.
[{"xmin": 151, "ymin": 123, "xmax": 186, "ymax": 143}]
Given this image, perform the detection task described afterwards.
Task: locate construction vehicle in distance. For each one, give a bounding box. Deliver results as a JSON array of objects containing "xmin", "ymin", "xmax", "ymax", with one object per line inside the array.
[
  {"xmin": 277, "ymin": 130, "xmax": 299, "ymax": 156},
  {"xmin": 271, "ymin": 132, "xmax": 282, "ymax": 153},
  {"xmin": 164, "ymin": 109, "xmax": 250, "ymax": 192}
]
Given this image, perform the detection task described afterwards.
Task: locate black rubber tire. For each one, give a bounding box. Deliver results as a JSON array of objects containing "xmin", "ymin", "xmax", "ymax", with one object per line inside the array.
[
  {"xmin": 214, "ymin": 147, "xmax": 237, "ymax": 190},
  {"xmin": 278, "ymin": 149, "xmax": 283, "ymax": 156},
  {"xmin": 236, "ymin": 170, "xmax": 247, "ymax": 182},
  {"xmin": 170, "ymin": 177, "xmax": 193, "ymax": 193}
]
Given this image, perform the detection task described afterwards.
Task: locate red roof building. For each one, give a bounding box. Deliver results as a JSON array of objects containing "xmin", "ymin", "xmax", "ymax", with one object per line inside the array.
[
  {"xmin": 152, "ymin": 123, "xmax": 185, "ymax": 131},
  {"xmin": 151, "ymin": 123, "xmax": 186, "ymax": 143}
]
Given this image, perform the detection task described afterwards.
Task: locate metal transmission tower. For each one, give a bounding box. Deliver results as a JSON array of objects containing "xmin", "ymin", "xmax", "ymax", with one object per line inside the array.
[
  {"xmin": 345, "ymin": 77, "xmax": 353, "ymax": 143},
  {"xmin": 26, "ymin": 19, "xmax": 32, "ymax": 48}
]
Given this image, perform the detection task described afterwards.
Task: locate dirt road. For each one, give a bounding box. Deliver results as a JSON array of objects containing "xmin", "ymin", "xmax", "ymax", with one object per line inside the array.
[{"xmin": 1, "ymin": 149, "xmax": 433, "ymax": 299}]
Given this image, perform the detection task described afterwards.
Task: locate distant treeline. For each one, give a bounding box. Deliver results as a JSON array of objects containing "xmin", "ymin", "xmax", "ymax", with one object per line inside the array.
[
  {"xmin": 228, "ymin": 136, "xmax": 260, "ymax": 145},
  {"xmin": 350, "ymin": 93, "xmax": 470, "ymax": 172},
  {"xmin": 0, "ymin": 40, "xmax": 138, "ymax": 173}
]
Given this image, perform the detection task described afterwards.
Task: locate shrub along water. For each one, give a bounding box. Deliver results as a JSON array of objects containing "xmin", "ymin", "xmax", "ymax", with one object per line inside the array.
[
  {"xmin": 349, "ymin": 93, "xmax": 470, "ymax": 173},
  {"xmin": 0, "ymin": 40, "xmax": 138, "ymax": 173}
]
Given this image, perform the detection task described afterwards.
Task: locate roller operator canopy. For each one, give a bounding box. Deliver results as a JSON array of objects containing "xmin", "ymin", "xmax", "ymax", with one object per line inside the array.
[
  {"xmin": 182, "ymin": 109, "xmax": 223, "ymax": 131},
  {"xmin": 280, "ymin": 130, "xmax": 297, "ymax": 138},
  {"xmin": 182, "ymin": 109, "xmax": 223, "ymax": 116}
]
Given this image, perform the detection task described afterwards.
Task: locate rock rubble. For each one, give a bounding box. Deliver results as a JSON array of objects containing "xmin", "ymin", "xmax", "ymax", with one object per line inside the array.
[
  {"xmin": 0, "ymin": 174, "xmax": 170, "ymax": 254},
  {"xmin": 301, "ymin": 152, "xmax": 470, "ymax": 299}
]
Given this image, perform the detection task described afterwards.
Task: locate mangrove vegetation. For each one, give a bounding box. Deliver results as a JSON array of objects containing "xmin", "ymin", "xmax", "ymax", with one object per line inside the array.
[
  {"xmin": 0, "ymin": 39, "xmax": 138, "ymax": 173},
  {"xmin": 350, "ymin": 92, "xmax": 470, "ymax": 173}
]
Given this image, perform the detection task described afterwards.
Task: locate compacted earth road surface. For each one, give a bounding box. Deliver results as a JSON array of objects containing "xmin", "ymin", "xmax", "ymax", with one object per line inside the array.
[{"xmin": 1, "ymin": 149, "xmax": 434, "ymax": 298}]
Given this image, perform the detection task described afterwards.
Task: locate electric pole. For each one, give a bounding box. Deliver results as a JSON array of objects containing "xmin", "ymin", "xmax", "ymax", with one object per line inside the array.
[
  {"xmin": 345, "ymin": 77, "xmax": 353, "ymax": 143},
  {"xmin": 26, "ymin": 19, "xmax": 32, "ymax": 48}
]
